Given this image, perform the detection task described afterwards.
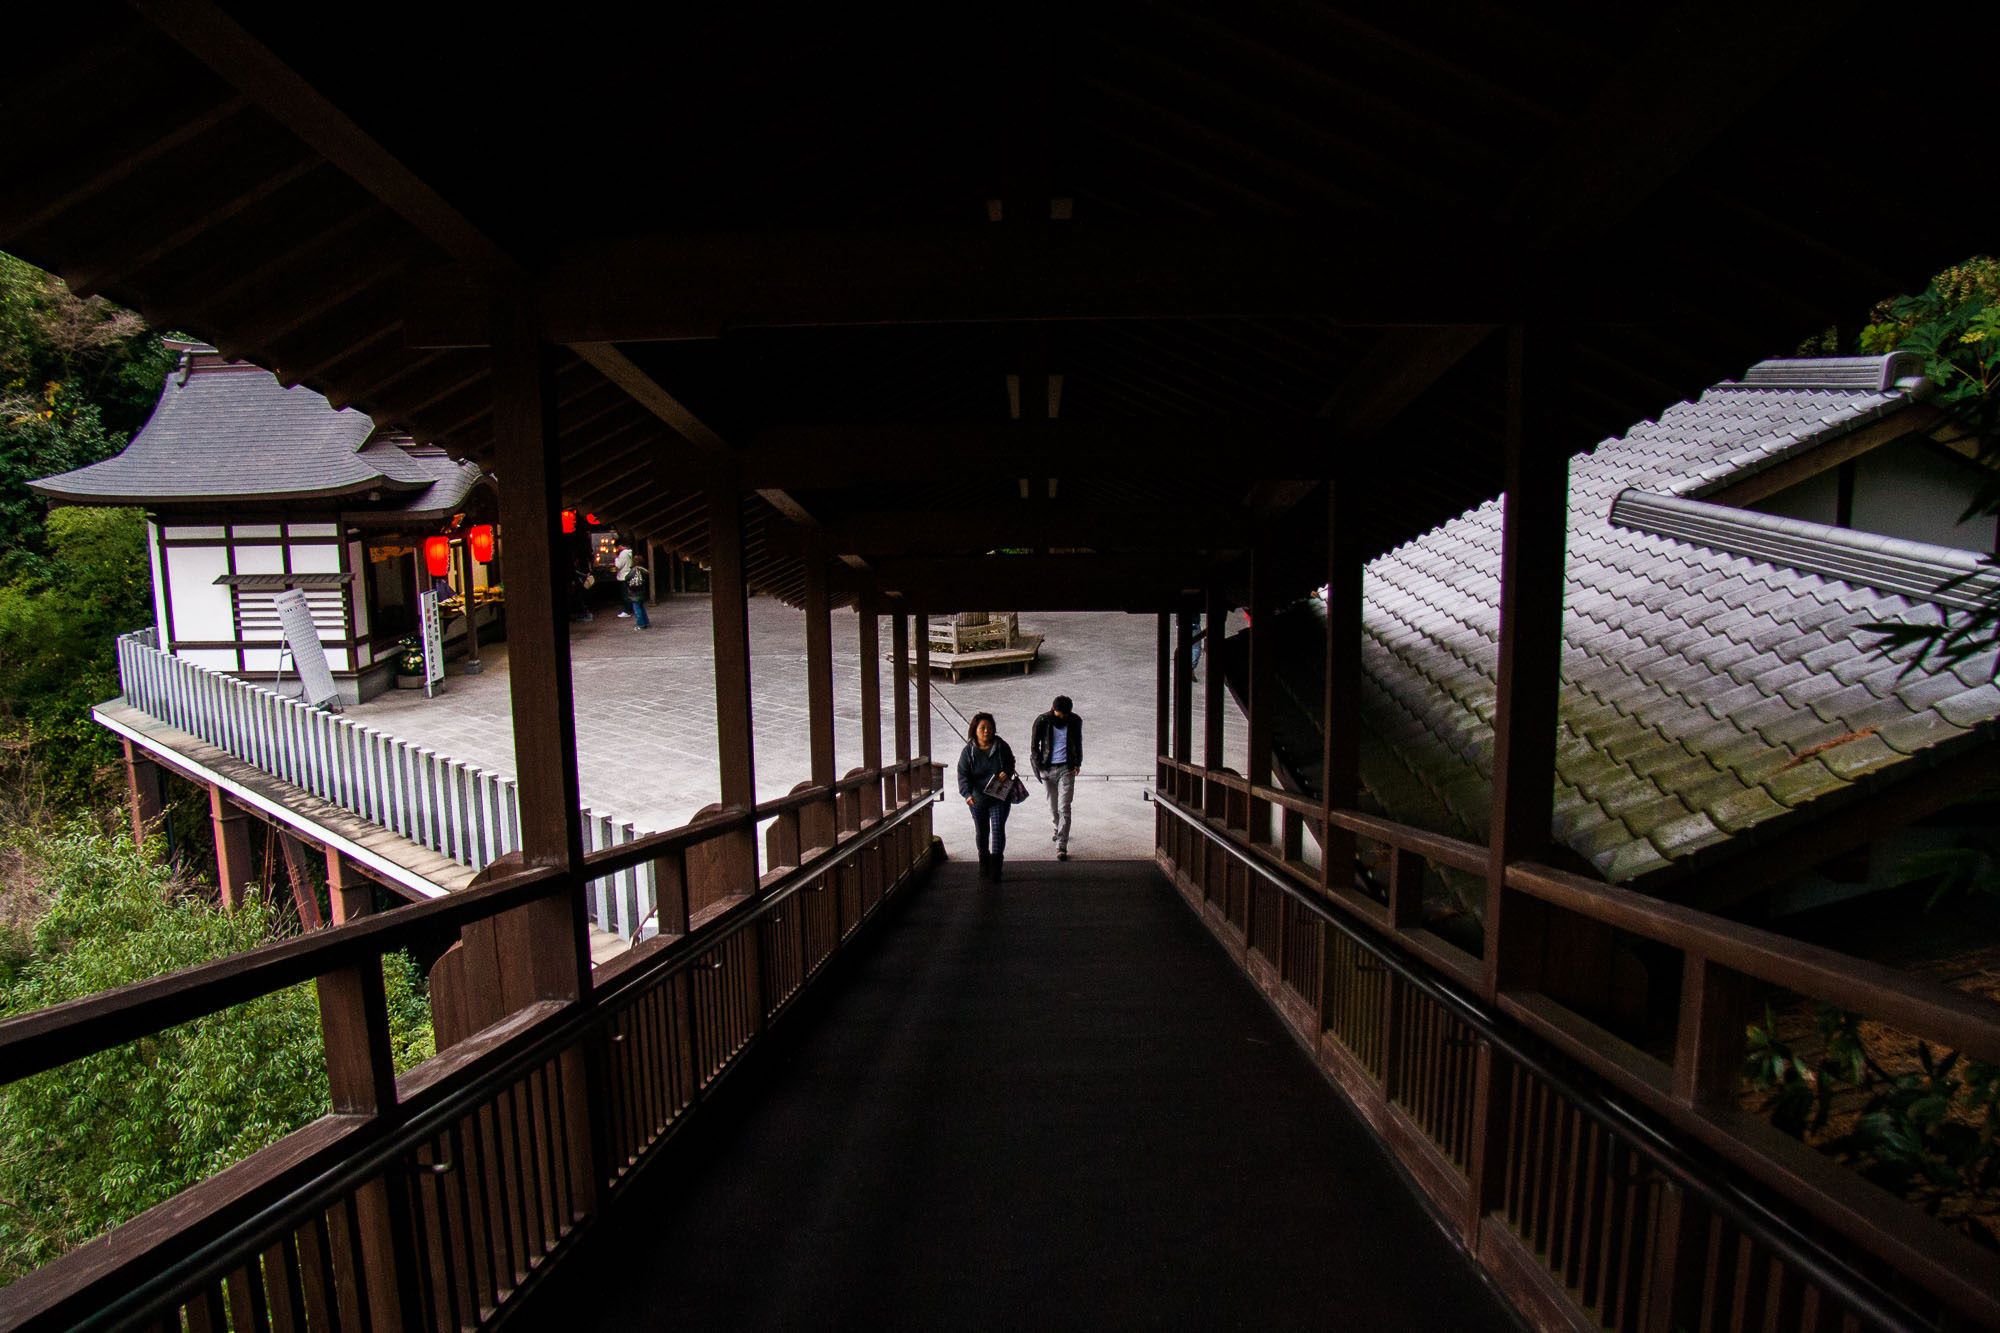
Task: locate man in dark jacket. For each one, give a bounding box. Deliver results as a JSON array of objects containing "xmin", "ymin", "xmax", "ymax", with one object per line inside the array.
[{"xmin": 1029, "ymin": 695, "xmax": 1082, "ymax": 860}]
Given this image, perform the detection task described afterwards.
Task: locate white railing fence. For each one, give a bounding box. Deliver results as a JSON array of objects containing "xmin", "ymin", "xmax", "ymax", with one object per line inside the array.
[{"xmin": 116, "ymin": 629, "xmax": 653, "ymax": 939}]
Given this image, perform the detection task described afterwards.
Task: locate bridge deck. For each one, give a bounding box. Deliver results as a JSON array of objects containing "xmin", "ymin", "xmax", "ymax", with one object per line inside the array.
[{"xmin": 529, "ymin": 858, "xmax": 1517, "ymax": 1329}]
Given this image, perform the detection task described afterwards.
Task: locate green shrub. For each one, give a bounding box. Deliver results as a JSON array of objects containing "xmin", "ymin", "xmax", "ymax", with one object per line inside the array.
[{"xmin": 0, "ymin": 824, "xmax": 434, "ymax": 1282}]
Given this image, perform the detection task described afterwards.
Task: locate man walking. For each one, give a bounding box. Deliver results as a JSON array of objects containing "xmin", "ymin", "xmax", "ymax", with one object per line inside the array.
[{"xmin": 1030, "ymin": 695, "xmax": 1082, "ymax": 861}]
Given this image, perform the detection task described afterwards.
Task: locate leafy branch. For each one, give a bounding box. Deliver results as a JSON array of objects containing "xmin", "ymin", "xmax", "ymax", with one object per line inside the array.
[{"xmin": 1747, "ymin": 1003, "xmax": 2000, "ymax": 1243}]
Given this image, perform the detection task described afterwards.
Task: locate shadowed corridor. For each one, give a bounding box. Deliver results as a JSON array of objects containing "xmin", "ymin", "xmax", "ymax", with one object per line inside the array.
[{"xmin": 527, "ymin": 855, "xmax": 1519, "ymax": 1330}]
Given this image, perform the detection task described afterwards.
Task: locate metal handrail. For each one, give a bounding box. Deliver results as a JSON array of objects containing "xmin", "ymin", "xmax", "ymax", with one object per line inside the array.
[{"xmin": 1147, "ymin": 787, "xmax": 1933, "ymax": 1333}]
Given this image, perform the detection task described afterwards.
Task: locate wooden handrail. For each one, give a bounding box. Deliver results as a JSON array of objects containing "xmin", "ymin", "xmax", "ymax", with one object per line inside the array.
[
  {"xmin": 0, "ymin": 866, "xmax": 563, "ymax": 1084},
  {"xmin": 1506, "ymin": 861, "xmax": 2000, "ymax": 1065},
  {"xmin": 1149, "ymin": 785, "xmax": 1977, "ymax": 1333}
]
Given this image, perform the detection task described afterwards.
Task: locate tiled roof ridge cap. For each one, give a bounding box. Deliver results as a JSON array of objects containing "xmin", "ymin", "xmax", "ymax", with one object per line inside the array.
[
  {"xmin": 1730, "ymin": 352, "xmax": 1928, "ymax": 392},
  {"xmin": 1610, "ymin": 488, "xmax": 2000, "ymax": 609}
]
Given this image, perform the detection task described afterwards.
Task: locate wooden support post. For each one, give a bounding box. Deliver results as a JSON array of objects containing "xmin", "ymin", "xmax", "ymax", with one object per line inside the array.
[
  {"xmin": 645, "ymin": 538, "xmax": 660, "ymax": 604},
  {"xmin": 1247, "ymin": 549, "xmax": 1274, "ymax": 844},
  {"xmin": 1674, "ymin": 954, "xmax": 1751, "ymax": 1110},
  {"xmin": 709, "ymin": 482, "xmax": 757, "ymax": 814},
  {"xmin": 1202, "ymin": 584, "xmax": 1225, "ymax": 805},
  {"xmin": 489, "ymin": 291, "xmax": 590, "ymax": 1010},
  {"xmin": 803, "ymin": 544, "xmax": 837, "ymax": 849},
  {"xmin": 858, "ymin": 584, "xmax": 883, "ymax": 821},
  {"xmin": 1322, "ymin": 480, "xmax": 1361, "ymax": 897},
  {"xmin": 123, "ymin": 739, "xmax": 166, "ymax": 850},
  {"xmin": 327, "ymin": 850, "xmax": 373, "ymax": 925},
  {"xmin": 1156, "ymin": 611, "xmax": 1172, "ymax": 854},
  {"xmin": 1173, "ymin": 607, "xmax": 1194, "ymax": 767},
  {"xmin": 458, "ymin": 537, "xmax": 483, "ymax": 674},
  {"xmin": 1467, "ymin": 326, "xmax": 1571, "ymax": 1246},
  {"xmin": 892, "ymin": 610, "xmax": 912, "ymax": 804},
  {"xmin": 1155, "ymin": 612, "xmax": 1171, "ymax": 782},
  {"xmin": 804, "ymin": 546, "xmax": 836, "ymax": 787},
  {"xmin": 1483, "ymin": 324, "xmax": 1569, "ymax": 1000},
  {"xmin": 277, "ymin": 832, "xmax": 327, "ymax": 930},
  {"xmin": 208, "ymin": 785, "xmax": 254, "ymax": 909},
  {"xmin": 914, "ymin": 610, "xmax": 932, "ymax": 786}
]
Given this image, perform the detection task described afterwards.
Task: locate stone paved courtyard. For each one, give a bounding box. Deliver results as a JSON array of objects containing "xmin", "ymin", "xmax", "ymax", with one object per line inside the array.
[{"xmin": 349, "ymin": 596, "xmax": 1248, "ymax": 862}]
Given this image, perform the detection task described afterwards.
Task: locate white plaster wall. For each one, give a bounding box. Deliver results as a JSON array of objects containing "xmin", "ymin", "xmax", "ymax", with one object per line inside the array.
[
  {"xmin": 179, "ymin": 648, "xmax": 236, "ymax": 670},
  {"xmin": 1751, "ymin": 467, "xmax": 1839, "ymax": 527},
  {"xmin": 234, "ymin": 544, "xmax": 284, "ymax": 574},
  {"xmin": 289, "ymin": 542, "xmax": 341, "ymax": 574},
  {"xmin": 168, "ymin": 546, "xmax": 233, "ymax": 642},
  {"xmin": 1852, "ymin": 440, "xmax": 1997, "ymax": 553}
]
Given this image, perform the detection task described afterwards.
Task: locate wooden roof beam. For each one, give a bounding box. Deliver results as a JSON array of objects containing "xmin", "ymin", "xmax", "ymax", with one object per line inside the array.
[
  {"xmin": 1315, "ymin": 0, "xmax": 1863, "ymax": 440},
  {"xmin": 820, "ymin": 504, "xmax": 1251, "ymax": 558},
  {"xmin": 737, "ymin": 422, "xmax": 1340, "ymax": 488},
  {"xmin": 873, "ymin": 553, "xmax": 1217, "ymax": 612},
  {"xmin": 131, "ymin": 0, "xmax": 515, "ymax": 276},
  {"xmin": 403, "ymin": 228, "xmax": 1656, "ymax": 346}
]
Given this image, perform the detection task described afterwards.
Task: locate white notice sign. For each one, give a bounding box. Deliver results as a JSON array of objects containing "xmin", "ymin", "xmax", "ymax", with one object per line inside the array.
[
  {"xmin": 273, "ymin": 587, "xmax": 339, "ymax": 708},
  {"xmin": 418, "ymin": 589, "xmax": 446, "ymax": 694}
]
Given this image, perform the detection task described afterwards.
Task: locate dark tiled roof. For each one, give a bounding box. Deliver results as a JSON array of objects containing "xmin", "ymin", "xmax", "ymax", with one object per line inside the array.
[
  {"xmin": 29, "ymin": 354, "xmax": 473, "ymax": 508},
  {"xmin": 1357, "ymin": 355, "xmax": 2000, "ymax": 900}
]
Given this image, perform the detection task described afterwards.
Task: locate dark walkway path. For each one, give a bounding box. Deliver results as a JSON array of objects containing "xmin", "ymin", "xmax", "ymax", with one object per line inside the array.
[{"xmin": 529, "ymin": 859, "xmax": 1519, "ymax": 1330}]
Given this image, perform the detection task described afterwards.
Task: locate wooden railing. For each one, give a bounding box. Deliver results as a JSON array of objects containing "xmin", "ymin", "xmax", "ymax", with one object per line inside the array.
[
  {"xmin": 0, "ymin": 759, "xmax": 940, "ymax": 1331},
  {"xmin": 1153, "ymin": 757, "xmax": 2000, "ymax": 1333},
  {"xmin": 115, "ymin": 629, "xmax": 654, "ymax": 938}
]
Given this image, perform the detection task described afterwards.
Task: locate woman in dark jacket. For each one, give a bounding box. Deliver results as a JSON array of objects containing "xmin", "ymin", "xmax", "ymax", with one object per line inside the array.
[{"xmin": 955, "ymin": 711, "xmax": 1016, "ymax": 881}]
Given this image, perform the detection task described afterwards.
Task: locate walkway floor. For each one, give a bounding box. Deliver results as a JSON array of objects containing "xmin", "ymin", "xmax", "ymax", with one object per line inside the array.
[
  {"xmin": 349, "ymin": 598, "xmax": 1248, "ymax": 862},
  {"xmin": 525, "ymin": 859, "xmax": 1516, "ymax": 1330}
]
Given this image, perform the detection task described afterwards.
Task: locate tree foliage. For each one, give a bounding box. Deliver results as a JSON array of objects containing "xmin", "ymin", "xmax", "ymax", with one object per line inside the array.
[
  {"xmin": 1856, "ymin": 257, "xmax": 2000, "ymax": 682},
  {"xmin": 0, "ymin": 252, "xmax": 171, "ymax": 809},
  {"xmin": 0, "ymin": 824, "xmax": 434, "ymax": 1283},
  {"xmin": 1747, "ymin": 1003, "xmax": 2000, "ymax": 1246},
  {"xmin": 0, "ymin": 505, "xmax": 153, "ymax": 807}
]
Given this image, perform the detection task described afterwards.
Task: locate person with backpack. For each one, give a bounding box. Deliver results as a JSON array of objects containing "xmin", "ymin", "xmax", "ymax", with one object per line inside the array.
[
  {"xmin": 613, "ymin": 539, "xmax": 650, "ymax": 629},
  {"xmin": 1030, "ymin": 695, "xmax": 1082, "ymax": 860}
]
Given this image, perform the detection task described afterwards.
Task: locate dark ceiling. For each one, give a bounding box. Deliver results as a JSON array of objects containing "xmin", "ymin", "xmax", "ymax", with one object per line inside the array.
[{"xmin": 2, "ymin": 1, "xmax": 1988, "ymax": 610}]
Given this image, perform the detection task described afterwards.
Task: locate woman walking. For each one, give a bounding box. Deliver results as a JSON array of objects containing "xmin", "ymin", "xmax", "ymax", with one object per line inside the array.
[{"xmin": 955, "ymin": 711, "xmax": 1016, "ymax": 881}]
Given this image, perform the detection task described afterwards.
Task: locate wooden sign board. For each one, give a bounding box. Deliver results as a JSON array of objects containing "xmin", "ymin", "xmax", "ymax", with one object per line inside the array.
[{"xmin": 419, "ymin": 589, "xmax": 446, "ymax": 696}]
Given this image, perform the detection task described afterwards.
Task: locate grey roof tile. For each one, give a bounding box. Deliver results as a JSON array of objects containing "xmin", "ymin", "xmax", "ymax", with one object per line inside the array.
[
  {"xmin": 1935, "ymin": 683, "xmax": 2000, "ymax": 728},
  {"xmin": 1704, "ymin": 784, "xmax": 1783, "ymax": 832},
  {"xmin": 1873, "ymin": 710, "xmax": 1972, "ymax": 755},
  {"xmin": 1354, "ymin": 358, "xmax": 1971, "ymax": 901}
]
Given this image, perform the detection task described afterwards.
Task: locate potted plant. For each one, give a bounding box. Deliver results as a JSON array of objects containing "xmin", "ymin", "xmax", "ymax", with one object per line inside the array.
[{"xmin": 394, "ymin": 635, "xmax": 426, "ymax": 689}]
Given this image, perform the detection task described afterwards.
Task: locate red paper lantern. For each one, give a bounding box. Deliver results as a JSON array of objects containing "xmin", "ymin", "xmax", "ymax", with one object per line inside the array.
[
  {"xmin": 584, "ymin": 513, "xmax": 600, "ymax": 527},
  {"xmin": 561, "ymin": 509, "xmax": 576, "ymax": 534},
  {"xmin": 424, "ymin": 534, "xmax": 451, "ymax": 577},
  {"xmin": 467, "ymin": 524, "xmax": 494, "ymax": 563}
]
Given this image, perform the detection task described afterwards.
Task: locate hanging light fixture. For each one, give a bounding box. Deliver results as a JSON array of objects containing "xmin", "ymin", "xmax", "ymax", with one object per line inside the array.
[
  {"xmin": 424, "ymin": 534, "xmax": 451, "ymax": 577},
  {"xmin": 561, "ymin": 509, "xmax": 576, "ymax": 534},
  {"xmin": 467, "ymin": 524, "xmax": 495, "ymax": 563}
]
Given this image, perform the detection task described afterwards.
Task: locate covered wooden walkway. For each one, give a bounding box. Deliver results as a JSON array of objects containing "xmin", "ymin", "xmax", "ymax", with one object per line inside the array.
[{"xmin": 528, "ymin": 858, "xmax": 1515, "ymax": 1330}]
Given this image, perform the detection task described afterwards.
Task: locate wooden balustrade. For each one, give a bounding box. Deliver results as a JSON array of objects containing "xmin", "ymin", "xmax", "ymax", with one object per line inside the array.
[
  {"xmin": 1150, "ymin": 762, "xmax": 2000, "ymax": 1333},
  {"xmin": 0, "ymin": 760, "xmax": 940, "ymax": 1333}
]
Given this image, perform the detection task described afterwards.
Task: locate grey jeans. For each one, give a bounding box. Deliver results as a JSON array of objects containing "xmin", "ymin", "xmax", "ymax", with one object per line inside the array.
[{"xmin": 1042, "ymin": 766, "xmax": 1076, "ymax": 850}]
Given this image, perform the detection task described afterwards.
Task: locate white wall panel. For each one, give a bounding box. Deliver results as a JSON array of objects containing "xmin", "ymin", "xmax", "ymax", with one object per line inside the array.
[
  {"xmin": 291, "ymin": 543, "xmax": 340, "ymax": 573},
  {"xmin": 162, "ymin": 524, "xmax": 225, "ymax": 540},
  {"xmin": 235, "ymin": 544, "xmax": 284, "ymax": 574},
  {"xmin": 180, "ymin": 648, "xmax": 237, "ymax": 670},
  {"xmin": 232, "ymin": 524, "xmax": 282, "ymax": 538},
  {"xmin": 290, "ymin": 522, "xmax": 338, "ymax": 537},
  {"xmin": 242, "ymin": 647, "xmax": 284, "ymax": 672},
  {"xmin": 168, "ymin": 546, "xmax": 233, "ymax": 641}
]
